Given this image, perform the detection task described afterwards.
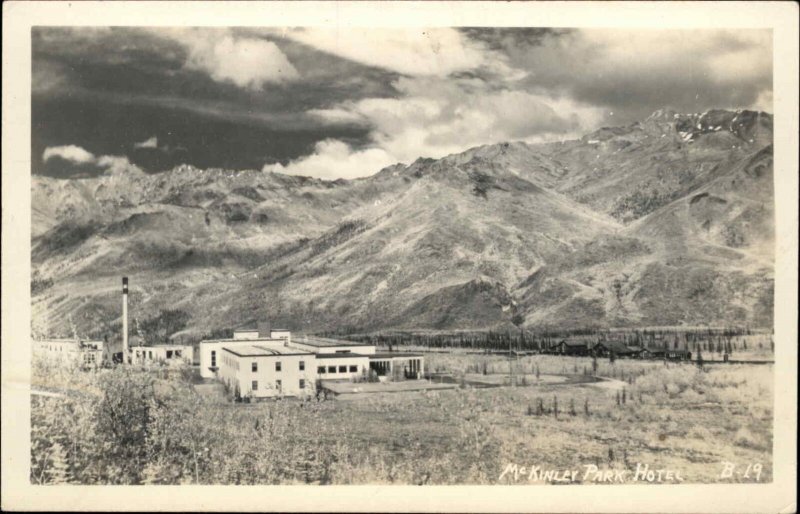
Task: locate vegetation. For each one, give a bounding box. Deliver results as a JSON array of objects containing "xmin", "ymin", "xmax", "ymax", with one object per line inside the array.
[
  {"xmin": 137, "ymin": 309, "xmax": 191, "ymax": 345},
  {"xmin": 310, "ymin": 219, "xmax": 368, "ymax": 257},
  {"xmin": 31, "ymin": 275, "xmax": 54, "ymax": 296},
  {"xmin": 31, "ymin": 351, "xmax": 772, "ymax": 485},
  {"xmin": 334, "ymin": 327, "xmax": 771, "ymax": 359}
]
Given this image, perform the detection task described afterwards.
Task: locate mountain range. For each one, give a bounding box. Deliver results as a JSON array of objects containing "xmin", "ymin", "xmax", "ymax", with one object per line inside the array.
[{"xmin": 31, "ymin": 108, "xmax": 775, "ymax": 340}]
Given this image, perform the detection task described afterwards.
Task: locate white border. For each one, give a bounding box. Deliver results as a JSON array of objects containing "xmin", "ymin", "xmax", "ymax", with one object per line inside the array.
[{"xmin": 2, "ymin": 2, "xmax": 797, "ymax": 512}]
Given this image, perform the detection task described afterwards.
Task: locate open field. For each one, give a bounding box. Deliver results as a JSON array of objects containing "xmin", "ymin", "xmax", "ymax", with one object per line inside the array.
[
  {"xmin": 321, "ymin": 379, "xmax": 457, "ymax": 395},
  {"xmin": 30, "ymin": 353, "xmax": 772, "ymax": 485}
]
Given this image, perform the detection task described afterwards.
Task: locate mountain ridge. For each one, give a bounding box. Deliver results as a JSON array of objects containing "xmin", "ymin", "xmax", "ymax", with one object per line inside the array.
[{"xmin": 31, "ymin": 109, "xmax": 774, "ymax": 339}]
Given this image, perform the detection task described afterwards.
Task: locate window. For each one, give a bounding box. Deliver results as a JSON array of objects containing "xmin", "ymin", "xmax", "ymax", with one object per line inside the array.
[
  {"xmin": 275, "ymin": 361, "xmax": 282, "ymax": 372},
  {"xmin": 339, "ymin": 365, "xmax": 347, "ymax": 373},
  {"xmin": 211, "ymin": 350, "xmax": 216, "ymax": 367},
  {"xmin": 252, "ymin": 362, "xmax": 258, "ymax": 372},
  {"xmin": 328, "ymin": 366, "xmax": 336, "ymax": 373},
  {"xmin": 349, "ymin": 365, "xmax": 358, "ymax": 372},
  {"xmin": 252, "ymin": 380, "xmax": 258, "ymax": 391},
  {"xmin": 299, "ymin": 361, "xmax": 305, "ymax": 371},
  {"xmin": 166, "ymin": 350, "xmax": 173, "ymax": 358},
  {"xmin": 148, "ymin": 351, "xmax": 153, "ymax": 359},
  {"xmin": 318, "ymin": 366, "xmax": 326, "ymax": 374},
  {"xmin": 276, "ymin": 380, "xmax": 282, "ymax": 391},
  {"xmin": 335, "ymin": 350, "xmax": 349, "ymax": 353},
  {"xmin": 299, "ymin": 379, "xmax": 305, "ymax": 389}
]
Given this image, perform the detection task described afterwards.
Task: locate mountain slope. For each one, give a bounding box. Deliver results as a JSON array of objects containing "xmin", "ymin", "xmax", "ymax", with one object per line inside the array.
[{"xmin": 31, "ymin": 109, "xmax": 775, "ymax": 339}]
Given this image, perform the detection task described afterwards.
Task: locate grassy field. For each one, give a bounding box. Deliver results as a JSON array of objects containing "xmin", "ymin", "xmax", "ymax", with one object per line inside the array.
[{"xmin": 30, "ymin": 353, "xmax": 772, "ymax": 485}]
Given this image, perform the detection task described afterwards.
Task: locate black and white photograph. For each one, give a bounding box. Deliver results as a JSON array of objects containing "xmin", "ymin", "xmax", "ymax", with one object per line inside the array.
[{"xmin": 2, "ymin": 1, "xmax": 797, "ymax": 512}]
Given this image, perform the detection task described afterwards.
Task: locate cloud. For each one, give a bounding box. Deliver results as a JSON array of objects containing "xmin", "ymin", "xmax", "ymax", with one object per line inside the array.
[
  {"xmin": 42, "ymin": 144, "xmax": 138, "ymax": 175},
  {"xmin": 43, "ymin": 145, "xmax": 96, "ymax": 164},
  {"xmin": 263, "ymin": 139, "xmax": 396, "ymax": 180},
  {"xmin": 497, "ymin": 29, "xmax": 773, "ymax": 123},
  {"xmin": 134, "ymin": 136, "xmax": 158, "ymax": 149},
  {"xmin": 308, "ymin": 76, "xmax": 604, "ymax": 167},
  {"xmin": 284, "ymin": 28, "xmax": 511, "ymax": 78},
  {"xmin": 170, "ymin": 29, "xmax": 299, "ymax": 90}
]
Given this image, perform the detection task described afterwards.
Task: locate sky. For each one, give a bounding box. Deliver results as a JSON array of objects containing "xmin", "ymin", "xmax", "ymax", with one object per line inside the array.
[{"xmin": 33, "ymin": 27, "xmax": 772, "ymax": 180}]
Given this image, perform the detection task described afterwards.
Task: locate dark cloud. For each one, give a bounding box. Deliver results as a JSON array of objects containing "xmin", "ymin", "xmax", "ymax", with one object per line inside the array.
[
  {"xmin": 32, "ymin": 27, "xmax": 773, "ymax": 179},
  {"xmin": 32, "ymin": 27, "xmax": 397, "ymax": 177},
  {"xmin": 32, "ymin": 95, "xmax": 370, "ymax": 176}
]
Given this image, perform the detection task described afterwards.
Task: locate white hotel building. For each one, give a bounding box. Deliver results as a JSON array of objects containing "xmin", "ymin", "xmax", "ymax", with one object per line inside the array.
[{"xmin": 200, "ymin": 328, "xmax": 424, "ymax": 399}]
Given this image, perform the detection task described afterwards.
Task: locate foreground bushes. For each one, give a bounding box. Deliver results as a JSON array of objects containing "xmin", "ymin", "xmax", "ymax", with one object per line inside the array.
[{"xmin": 31, "ymin": 363, "xmax": 502, "ymax": 485}]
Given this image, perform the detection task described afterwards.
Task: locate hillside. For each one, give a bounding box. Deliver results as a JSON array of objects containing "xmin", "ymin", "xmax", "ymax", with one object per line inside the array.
[{"xmin": 31, "ymin": 109, "xmax": 774, "ymax": 340}]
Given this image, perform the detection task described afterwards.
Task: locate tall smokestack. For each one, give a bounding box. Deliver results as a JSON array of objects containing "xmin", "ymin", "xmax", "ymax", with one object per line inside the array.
[{"xmin": 122, "ymin": 277, "xmax": 128, "ymax": 364}]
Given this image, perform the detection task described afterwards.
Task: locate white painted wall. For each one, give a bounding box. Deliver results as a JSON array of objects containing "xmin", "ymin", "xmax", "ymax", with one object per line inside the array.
[
  {"xmin": 233, "ymin": 330, "xmax": 260, "ymax": 340},
  {"xmin": 198, "ymin": 338, "xmax": 288, "ymax": 378},
  {"xmin": 219, "ymin": 350, "xmax": 316, "ymax": 398},
  {"xmin": 270, "ymin": 330, "xmax": 291, "ymax": 344},
  {"xmin": 315, "ymin": 355, "xmax": 371, "ymax": 380},
  {"xmin": 130, "ymin": 345, "xmax": 192, "ymax": 365},
  {"xmin": 33, "ymin": 339, "xmax": 104, "ymax": 367}
]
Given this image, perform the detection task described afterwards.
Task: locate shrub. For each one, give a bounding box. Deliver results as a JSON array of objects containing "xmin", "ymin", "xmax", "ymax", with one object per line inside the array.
[{"xmin": 733, "ymin": 427, "xmax": 762, "ymax": 450}]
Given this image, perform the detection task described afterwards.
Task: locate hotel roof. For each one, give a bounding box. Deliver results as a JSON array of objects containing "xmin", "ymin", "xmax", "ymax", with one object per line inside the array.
[
  {"xmin": 293, "ymin": 336, "xmax": 367, "ymax": 347},
  {"xmin": 370, "ymin": 352, "xmax": 424, "ymax": 359},
  {"xmin": 200, "ymin": 337, "xmax": 286, "ymax": 344},
  {"xmin": 315, "ymin": 352, "xmax": 369, "ymax": 359},
  {"xmin": 130, "ymin": 344, "xmax": 189, "ymax": 349},
  {"xmin": 222, "ymin": 345, "xmax": 312, "ymax": 357}
]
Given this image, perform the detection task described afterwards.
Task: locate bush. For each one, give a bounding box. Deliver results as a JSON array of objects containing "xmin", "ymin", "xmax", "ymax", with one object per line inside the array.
[{"xmin": 733, "ymin": 427, "xmax": 762, "ymax": 450}]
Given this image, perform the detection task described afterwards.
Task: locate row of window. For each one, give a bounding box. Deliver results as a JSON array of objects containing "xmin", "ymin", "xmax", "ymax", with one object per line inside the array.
[
  {"xmin": 136, "ymin": 349, "xmax": 182, "ymax": 359},
  {"xmin": 251, "ymin": 379, "xmax": 306, "ymax": 392},
  {"xmin": 250, "ymin": 360, "xmax": 306, "ymax": 372},
  {"xmin": 318, "ymin": 364, "xmax": 358, "ymax": 374},
  {"xmin": 219, "ymin": 355, "xmax": 358, "ymax": 376}
]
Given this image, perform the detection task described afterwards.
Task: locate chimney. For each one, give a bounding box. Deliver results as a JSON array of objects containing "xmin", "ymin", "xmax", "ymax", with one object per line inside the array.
[
  {"xmin": 122, "ymin": 277, "xmax": 128, "ymax": 364},
  {"xmin": 257, "ymin": 320, "xmax": 271, "ymax": 338}
]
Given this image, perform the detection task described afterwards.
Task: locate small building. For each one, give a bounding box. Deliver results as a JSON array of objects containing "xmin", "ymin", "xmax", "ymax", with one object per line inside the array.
[
  {"xmin": 648, "ymin": 348, "xmax": 692, "ymax": 361},
  {"xmin": 33, "ymin": 338, "xmax": 104, "ymax": 368},
  {"xmin": 624, "ymin": 345, "xmax": 649, "ymax": 359},
  {"xmin": 129, "ymin": 344, "xmax": 193, "ymax": 365},
  {"xmin": 552, "ymin": 340, "xmax": 591, "ymax": 356},
  {"xmin": 315, "ymin": 352, "xmax": 371, "ymax": 380},
  {"xmin": 368, "ymin": 352, "xmax": 425, "ymax": 379},
  {"xmin": 218, "ymin": 344, "xmax": 315, "ymax": 399},
  {"xmin": 592, "ymin": 341, "xmax": 636, "ymax": 358}
]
